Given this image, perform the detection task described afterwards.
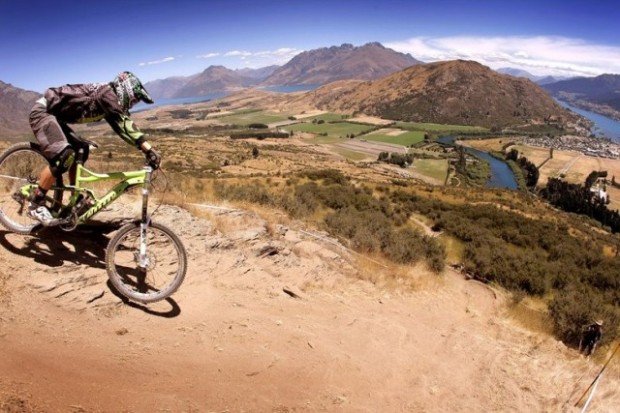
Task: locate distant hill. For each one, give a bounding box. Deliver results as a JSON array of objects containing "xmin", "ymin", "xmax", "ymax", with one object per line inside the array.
[
  {"xmin": 235, "ymin": 65, "xmax": 280, "ymax": 80},
  {"xmin": 172, "ymin": 66, "xmax": 257, "ymax": 98},
  {"xmin": 144, "ymin": 65, "xmax": 282, "ymax": 99},
  {"xmin": 496, "ymin": 67, "xmax": 571, "ymax": 85},
  {"xmin": 261, "ymin": 42, "xmax": 421, "ymax": 86},
  {"xmin": 305, "ymin": 60, "xmax": 572, "ymax": 128},
  {"xmin": 143, "ymin": 76, "xmax": 190, "ymax": 99},
  {"xmin": 0, "ymin": 80, "xmax": 40, "ymax": 137},
  {"xmin": 144, "ymin": 42, "xmax": 421, "ymax": 99},
  {"xmin": 543, "ymin": 74, "xmax": 620, "ymax": 118}
]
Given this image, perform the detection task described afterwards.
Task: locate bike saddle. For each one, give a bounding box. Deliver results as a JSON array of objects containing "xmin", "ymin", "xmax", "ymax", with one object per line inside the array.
[{"xmin": 67, "ymin": 131, "xmax": 99, "ymax": 149}]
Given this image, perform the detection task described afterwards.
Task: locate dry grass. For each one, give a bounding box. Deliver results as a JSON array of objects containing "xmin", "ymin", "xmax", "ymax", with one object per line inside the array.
[
  {"xmin": 350, "ymin": 252, "xmax": 442, "ymax": 291},
  {"xmin": 506, "ymin": 296, "xmax": 554, "ymax": 335},
  {"xmin": 441, "ymin": 235, "xmax": 466, "ymax": 265}
]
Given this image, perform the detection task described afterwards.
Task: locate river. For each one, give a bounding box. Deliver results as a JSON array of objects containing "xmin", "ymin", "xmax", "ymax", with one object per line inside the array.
[
  {"xmin": 437, "ymin": 136, "xmax": 518, "ymax": 190},
  {"xmin": 557, "ymin": 100, "xmax": 620, "ymax": 142}
]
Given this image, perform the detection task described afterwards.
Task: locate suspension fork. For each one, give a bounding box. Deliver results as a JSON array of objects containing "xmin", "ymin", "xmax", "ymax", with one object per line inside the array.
[{"xmin": 139, "ymin": 166, "xmax": 153, "ymax": 268}]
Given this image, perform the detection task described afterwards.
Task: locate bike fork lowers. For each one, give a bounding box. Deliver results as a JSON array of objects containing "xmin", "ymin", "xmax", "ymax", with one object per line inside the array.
[{"xmin": 139, "ymin": 166, "xmax": 153, "ymax": 269}]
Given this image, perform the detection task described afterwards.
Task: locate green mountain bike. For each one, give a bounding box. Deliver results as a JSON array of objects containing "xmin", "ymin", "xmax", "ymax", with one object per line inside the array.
[{"xmin": 0, "ymin": 141, "xmax": 187, "ymax": 304}]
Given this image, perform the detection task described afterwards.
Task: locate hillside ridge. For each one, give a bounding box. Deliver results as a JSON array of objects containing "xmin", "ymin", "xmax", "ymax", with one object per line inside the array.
[{"xmin": 302, "ymin": 60, "xmax": 573, "ymax": 127}]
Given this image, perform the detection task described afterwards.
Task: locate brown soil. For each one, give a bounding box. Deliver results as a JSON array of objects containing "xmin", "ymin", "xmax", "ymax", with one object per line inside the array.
[{"xmin": 1, "ymin": 203, "xmax": 618, "ymax": 412}]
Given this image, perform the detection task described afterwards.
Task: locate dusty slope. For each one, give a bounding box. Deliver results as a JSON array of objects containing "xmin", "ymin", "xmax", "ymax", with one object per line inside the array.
[{"xmin": 0, "ymin": 203, "xmax": 618, "ymax": 412}]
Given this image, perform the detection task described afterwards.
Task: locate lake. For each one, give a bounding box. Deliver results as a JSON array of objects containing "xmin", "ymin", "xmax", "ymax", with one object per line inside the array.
[
  {"xmin": 557, "ymin": 100, "xmax": 620, "ymax": 142},
  {"xmin": 132, "ymin": 92, "xmax": 228, "ymax": 112},
  {"xmin": 437, "ymin": 136, "xmax": 518, "ymax": 190},
  {"xmin": 132, "ymin": 84, "xmax": 319, "ymax": 113}
]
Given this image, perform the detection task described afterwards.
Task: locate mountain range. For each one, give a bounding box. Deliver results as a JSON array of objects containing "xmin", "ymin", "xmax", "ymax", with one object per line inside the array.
[
  {"xmin": 0, "ymin": 80, "xmax": 40, "ymax": 137},
  {"xmin": 303, "ymin": 60, "xmax": 572, "ymax": 128},
  {"xmin": 496, "ymin": 68, "xmax": 571, "ymax": 85},
  {"xmin": 2, "ymin": 41, "xmax": 616, "ymax": 135},
  {"xmin": 144, "ymin": 42, "xmax": 420, "ymax": 99},
  {"xmin": 262, "ymin": 42, "xmax": 420, "ymax": 86},
  {"xmin": 144, "ymin": 66, "xmax": 281, "ymax": 99},
  {"xmin": 542, "ymin": 74, "xmax": 620, "ymax": 119}
]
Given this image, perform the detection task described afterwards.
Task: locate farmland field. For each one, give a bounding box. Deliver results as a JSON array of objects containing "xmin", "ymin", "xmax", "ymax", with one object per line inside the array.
[
  {"xmin": 331, "ymin": 147, "xmax": 371, "ymax": 161},
  {"xmin": 361, "ymin": 129, "xmax": 426, "ymax": 146},
  {"xmin": 300, "ymin": 112, "xmax": 346, "ymax": 123},
  {"xmin": 216, "ymin": 110, "xmax": 292, "ymax": 126},
  {"xmin": 284, "ymin": 122, "xmax": 374, "ymax": 138},
  {"xmin": 395, "ymin": 121, "xmax": 488, "ymax": 133},
  {"xmin": 412, "ymin": 158, "xmax": 450, "ymax": 183}
]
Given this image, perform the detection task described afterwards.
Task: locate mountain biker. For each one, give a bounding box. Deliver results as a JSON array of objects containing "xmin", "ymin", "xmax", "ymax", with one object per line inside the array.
[
  {"xmin": 28, "ymin": 71, "xmax": 161, "ymax": 226},
  {"xmin": 579, "ymin": 319, "xmax": 603, "ymax": 356}
]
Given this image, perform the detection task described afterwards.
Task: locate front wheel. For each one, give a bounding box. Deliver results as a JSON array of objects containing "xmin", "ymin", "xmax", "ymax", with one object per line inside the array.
[{"xmin": 106, "ymin": 221, "xmax": 187, "ymax": 303}]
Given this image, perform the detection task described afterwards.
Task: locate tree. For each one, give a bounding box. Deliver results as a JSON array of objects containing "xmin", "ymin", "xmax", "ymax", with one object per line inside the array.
[
  {"xmin": 506, "ymin": 149, "xmax": 519, "ymax": 161},
  {"xmin": 252, "ymin": 146, "xmax": 259, "ymax": 158}
]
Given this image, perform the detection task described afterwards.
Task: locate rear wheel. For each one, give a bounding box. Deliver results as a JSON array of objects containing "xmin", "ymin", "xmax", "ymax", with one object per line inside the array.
[
  {"xmin": 0, "ymin": 142, "xmax": 62, "ymax": 234},
  {"xmin": 105, "ymin": 221, "xmax": 187, "ymax": 303}
]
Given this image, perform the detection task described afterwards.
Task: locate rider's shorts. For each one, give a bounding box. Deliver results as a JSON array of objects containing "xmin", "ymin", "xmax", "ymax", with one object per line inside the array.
[{"xmin": 29, "ymin": 98, "xmax": 71, "ymax": 161}]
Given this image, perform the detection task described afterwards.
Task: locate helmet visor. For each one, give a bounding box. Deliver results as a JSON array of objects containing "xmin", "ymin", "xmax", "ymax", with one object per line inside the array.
[{"xmin": 136, "ymin": 86, "xmax": 154, "ymax": 104}]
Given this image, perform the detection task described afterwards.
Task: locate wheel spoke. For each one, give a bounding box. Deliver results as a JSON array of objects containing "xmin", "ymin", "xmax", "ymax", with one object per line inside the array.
[
  {"xmin": 108, "ymin": 223, "xmax": 186, "ymax": 303},
  {"xmin": 0, "ymin": 146, "xmax": 52, "ymax": 233}
]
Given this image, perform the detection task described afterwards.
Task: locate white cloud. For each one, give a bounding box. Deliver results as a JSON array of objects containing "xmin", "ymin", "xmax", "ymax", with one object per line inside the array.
[
  {"xmin": 225, "ymin": 50, "xmax": 253, "ymax": 57},
  {"xmin": 196, "ymin": 52, "xmax": 219, "ymax": 59},
  {"xmin": 138, "ymin": 56, "xmax": 175, "ymax": 66},
  {"xmin": 253, "ymin": 47, "xmax": 300, "ymax": 58},
  {"xmin": 219, "ymin": 47, "xmax": 303, "ymax": 66},
  {"xmin": 385, "ymin": 35, "xmax": 620, "ymax": 77}
]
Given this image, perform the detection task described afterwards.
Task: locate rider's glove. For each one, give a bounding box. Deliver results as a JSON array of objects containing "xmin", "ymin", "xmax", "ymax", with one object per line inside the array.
[{"xmin": 145, "ymin": 148, "xmax": 161, "ymax": 170}]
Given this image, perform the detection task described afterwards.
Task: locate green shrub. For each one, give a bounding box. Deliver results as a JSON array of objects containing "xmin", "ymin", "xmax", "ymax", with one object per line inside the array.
[
  {"xmin": 298, "ymin": 169, "xmax": 348, "ymax": 185},
  {"xmin": 549, "ymin": 286, "xmax": 619, "ymax": 346},
  {"xmin": 248, "ymin": 123, "xmax": 269, "ymax": 129}
]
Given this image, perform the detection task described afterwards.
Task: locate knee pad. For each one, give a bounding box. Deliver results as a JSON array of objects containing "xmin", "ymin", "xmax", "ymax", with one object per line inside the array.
[{"xmin": 50, "ymin": 147, "xmax": 75, "ymax": 177}]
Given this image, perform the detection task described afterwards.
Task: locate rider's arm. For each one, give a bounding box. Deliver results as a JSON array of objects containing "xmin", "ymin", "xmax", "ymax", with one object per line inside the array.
[
  {"xmin": 105, "ymin": 113, "xmax": 145, "ymax": 147},
  {"xmin": 99, "ymin": 86, "xmax": 160, "ymax": 168},
  {"xmin": 99, "ymin": 85, "xmax": 147, "ymax": 150}
]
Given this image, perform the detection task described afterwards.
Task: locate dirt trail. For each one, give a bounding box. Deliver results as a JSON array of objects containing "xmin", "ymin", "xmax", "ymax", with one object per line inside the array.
[{"xmin": 0, "ymin": 203, "xmax": 618, "ymax": 412}]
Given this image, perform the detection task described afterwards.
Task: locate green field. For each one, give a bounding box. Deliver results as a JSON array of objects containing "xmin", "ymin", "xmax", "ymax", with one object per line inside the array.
[
  {"xmin": 395, "ymin": 121, "xmax": 488, "ymax": 133},
  {"xmin": 412, "ymin": 158, "xmax": 450, "ymax": 182},
  {"xmin": 331, "ymin": 147, "xmax": 370, "ymax": 161},
  {"xmin": 285, "ymin": 122, "xmax": 374, "ymax": 138},
  {"xmin": 360, "ymin": 130, "xmax": 426, "ymax": 146},
  {"xmin": 300, "ymin": 112, "xmax": 346, "ymax": 123},
  {"xmin": 216, "ymin": 110, "xmax": 291, "ymax": 126}
]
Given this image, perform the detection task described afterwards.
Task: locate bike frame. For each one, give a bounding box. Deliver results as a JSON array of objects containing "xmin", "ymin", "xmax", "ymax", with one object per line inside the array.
[
  {"xmin": 67, "ymin": 163, "xmax": 152, "ymax": 224},
  {"xmin": 72, "ymin": 162, "xmax": 153, "ymax": 267},
  {"xmin": 19, "ymin": 154, "xmax": 154, "ymax": 267}
]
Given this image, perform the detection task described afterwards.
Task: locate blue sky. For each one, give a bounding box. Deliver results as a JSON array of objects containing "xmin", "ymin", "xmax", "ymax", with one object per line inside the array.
[{"xmin": 1, "ymin": 0, "xmax": 619, "ymax": 91}]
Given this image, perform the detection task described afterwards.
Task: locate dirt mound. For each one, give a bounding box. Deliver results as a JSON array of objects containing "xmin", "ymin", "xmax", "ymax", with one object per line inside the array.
[{"xmin": 0, "ymin": 203, "xmax": 618, "ymax": 412}]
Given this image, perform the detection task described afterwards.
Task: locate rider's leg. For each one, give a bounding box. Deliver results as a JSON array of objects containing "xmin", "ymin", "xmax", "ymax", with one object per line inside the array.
[
  {"xmin": 30, "ymin": 166, "xmax": 55, "ymax": 204},
  {"xmin": 29, "ymin": 103, "xmax": 72, "ymax": 225},
  {"xmin": 69, "ymin": 163, "xmax": 77, "ymax": 186},
  {"xmin": 62, "ymin": 124, "xmax": 89, "ymax": 186}
]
